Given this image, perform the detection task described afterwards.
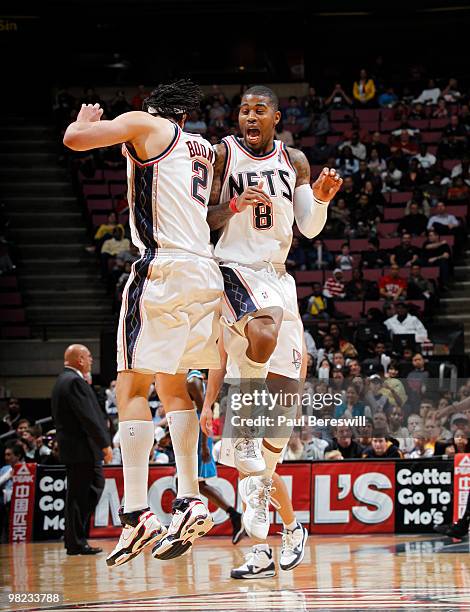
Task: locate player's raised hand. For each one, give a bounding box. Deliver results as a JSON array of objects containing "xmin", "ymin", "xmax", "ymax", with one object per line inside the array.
[
  {"xmin": 77, "ymin": 103, "xmax": 104, "ymax": 123},
  {"xmin": 200, "ymin": 405, "xmax": 214, "ymax": 437},
  {"xmin": 312, "ymin": 167, "xmax": 343, "ymax": 202},
  {"xmin": 235, "ymin": 179, "xmax": 272, "ymax": 212}
]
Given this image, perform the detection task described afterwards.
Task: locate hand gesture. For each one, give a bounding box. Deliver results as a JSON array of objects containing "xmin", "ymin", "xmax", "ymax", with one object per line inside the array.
[
  {"xmin": 312, "ymin": 167, "xmax": 343, "ymax": 202},
  {"xmin": 102, "ymin": 446, "xmax": 113, "ymax": 464},
  {"xmin": 235, "ymin": 179, "xmax": 272, "ymax": 212},
  {"xmin": 77, "ymin": 103, "xmax": 104, "ymax": 123},
  {"xmin": 200, "ymin": 405, "xmax": 214, "ymax": 437}
]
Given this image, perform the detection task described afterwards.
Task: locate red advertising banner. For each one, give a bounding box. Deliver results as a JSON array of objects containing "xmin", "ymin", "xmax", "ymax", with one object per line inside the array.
[
  {"xmin": 310, "ymin": 461, "xmax": 395, "ymax": 534},
  {"xmin": 9, "ymin": 463, "xmax": 37, "ymax": 542},
  {"xmin": 90, "ymin": 463, "xmax": 312, "ymax": 538},
  {"xmin": 453, "ymin": 453, "xmax": 470, "ymax": 522}
]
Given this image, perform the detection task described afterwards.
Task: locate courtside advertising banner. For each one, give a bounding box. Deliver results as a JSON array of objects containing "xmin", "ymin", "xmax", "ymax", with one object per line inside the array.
[
  {"xmin": 394, "ymin": 460, "xmax": 453, "ymax": 533},
  {"xmin": 33, "ymin": 465, "xmax": 67, "ymax": 541},
  {"xmin": 453, "ymin": 453, "xmax": 470, "ymax": 522},
  {"xmin": 9, "ymin": 463, "xmax": 37, "ymax": 543},
  {"xmin": 310, "ymin": 461, "xmax": 396, "ymax": 534}
]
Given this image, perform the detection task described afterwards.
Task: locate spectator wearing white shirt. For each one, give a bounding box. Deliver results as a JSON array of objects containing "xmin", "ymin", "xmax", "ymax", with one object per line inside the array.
[
  {"xmin": 338, "ymin": 132, "xmax": 367, "ymax": 161},
  {"xmin": 442, "ymin": 78, "xmax": 461, "ymax": 103},
  {"xmin": 427, "ymin": 201, "xmax": 459, "ymax": 232},
  {"xmin": 385, "ymin": 302, "xmax": 429, "ymax": 343},
  {"xmin": 413, "ymin": 143, "xmax": 436, "ymax": 170},
  {"xmin": 381, "ymin": 159, "xmax": 402, "ymax": 192},
  {"xmin": 413, "ymin": 79, "xmax": 441, "ymax": 105}
]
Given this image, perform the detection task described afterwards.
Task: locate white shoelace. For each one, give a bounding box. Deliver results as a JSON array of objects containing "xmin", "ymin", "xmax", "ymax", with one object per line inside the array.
[
  {"xmin": 281, "ymin": 528, "xmax": 299, "ymax": 553},
  {"xmin": 249, "ymin": 480, "xmax": 280, "ymax": 523},
  {"xmin": 236, "ymin": 438, "xmax": 259, "ymax": 459}
]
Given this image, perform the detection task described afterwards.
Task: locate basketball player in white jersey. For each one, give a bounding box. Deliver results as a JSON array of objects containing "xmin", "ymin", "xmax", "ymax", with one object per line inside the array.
[
  {"xmin": 63, "ymin": 80, "xmax": 224, "ymax": 565},
  {"xmin": 200, "ymin": 85, "xmax": 342, "ymax": 537}
]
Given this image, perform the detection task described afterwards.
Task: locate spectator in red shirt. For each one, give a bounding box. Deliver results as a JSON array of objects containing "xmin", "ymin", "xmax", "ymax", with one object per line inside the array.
[
  {"xmin": 323, "ymin": 269, "xmax": 346, "ymax": 300},
  {"xmin": 379, "ymin": 264, "xmax": 407, "ymax": 301}
]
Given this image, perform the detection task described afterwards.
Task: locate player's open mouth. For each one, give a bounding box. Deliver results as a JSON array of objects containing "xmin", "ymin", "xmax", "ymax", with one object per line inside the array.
[{"xmin": 246, "ymin": 128, "xmax": 261, "ymax": 144}]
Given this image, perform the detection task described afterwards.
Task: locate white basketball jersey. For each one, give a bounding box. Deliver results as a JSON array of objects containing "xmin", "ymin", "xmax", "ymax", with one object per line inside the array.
[
  {"xmin": 123, "ymin": 123, "xmax": 214, "ymax": 258},
  {"xmin": 214, "ymin": 136, "xmax": 297, "ymax": 265}
]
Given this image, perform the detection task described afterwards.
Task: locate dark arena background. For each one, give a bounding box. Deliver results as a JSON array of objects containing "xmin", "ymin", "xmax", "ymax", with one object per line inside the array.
[{"xmin": 2, "ymin": 0, "xmax": 470, "ymax": 610}]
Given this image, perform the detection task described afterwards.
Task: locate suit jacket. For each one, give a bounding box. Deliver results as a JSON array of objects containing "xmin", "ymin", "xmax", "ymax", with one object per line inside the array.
[{"xmin": 51, "ymin": 368, "xmax": 110, "ymax": 465}]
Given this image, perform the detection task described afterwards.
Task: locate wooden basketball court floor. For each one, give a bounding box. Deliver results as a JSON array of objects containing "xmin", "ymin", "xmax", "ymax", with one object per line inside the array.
[{"xmin": 2, "ymin": 534, "xmax": 470, "ymax": 611}]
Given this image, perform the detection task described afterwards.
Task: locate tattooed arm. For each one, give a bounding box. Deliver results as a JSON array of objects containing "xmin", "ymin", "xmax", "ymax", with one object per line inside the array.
[{"xmin": 207, "ymin": 142, "xmax": 273, "ymax": 231}]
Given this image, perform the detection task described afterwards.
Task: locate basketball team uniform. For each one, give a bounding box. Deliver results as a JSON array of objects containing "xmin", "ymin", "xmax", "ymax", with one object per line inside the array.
[
  {"xmin": 187, "ymin": 370, "xmax": 217, "ymax": 480},
  {"xmin": 117, "ymin": 123, "xmax": 223, "ymax": 374},
  {"xmin": 215, "ymin": 135, "xmax": 303, "ymax": 380}
]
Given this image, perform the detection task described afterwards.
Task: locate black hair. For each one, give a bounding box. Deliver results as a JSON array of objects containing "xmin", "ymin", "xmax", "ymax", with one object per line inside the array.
[
  {"xmin": 143, "ymin": 79, "xmax": 202, "ymax": 121},
  {"xmin": 371, "ymin": 429, "xmax": 388, "ymax": 439},
  {"xmin": 243, "ymin": 85, "xmax": 279, "ymax": 110},
  {"xmin": 5, "ymin": 441, "xmax": 25, "ymax": 459}
]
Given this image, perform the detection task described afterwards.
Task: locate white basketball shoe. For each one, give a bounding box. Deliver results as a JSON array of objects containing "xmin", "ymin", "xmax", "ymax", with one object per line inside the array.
[
  {"xmin": 231, "ymin": 544, "xmax": 275, "ymax": 579},
  {"xmin": 279, "ymin": 521, "xmax": 308, "ymax": 570},
  {"xmin": 233, "ymin": 437, "xmax": 265, "ymax": 474},
  {"xmin": 106, "ymin": 507, "xmax": 166, "ymax": 568},
  {"xmin": 238, "ymin": 476, "xmax": 278, "ymax": 540}
]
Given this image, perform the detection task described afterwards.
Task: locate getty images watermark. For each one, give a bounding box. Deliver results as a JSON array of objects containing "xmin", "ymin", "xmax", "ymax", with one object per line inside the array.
[{"xmin": 226, "ymin": 389, "xmax": 366, "ymax": 433}]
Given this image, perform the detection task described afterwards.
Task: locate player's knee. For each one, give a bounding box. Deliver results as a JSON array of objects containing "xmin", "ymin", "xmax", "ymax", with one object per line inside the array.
[{"xmin": 248, "ymin": 324, "xmax": 279, "ymax": 362}]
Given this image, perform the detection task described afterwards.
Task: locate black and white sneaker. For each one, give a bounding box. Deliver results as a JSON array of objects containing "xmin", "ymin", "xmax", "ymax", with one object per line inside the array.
[
  {"xmin": 106, "ymin": 507, "xmax": 166, "ymax": 568},
  {"xmin": 279, "ymin": 522, "xmax": 308, "ymax": 571},
  {"xmin": 231, "ymin": 545, "xmax": 275, "ymax": 579},
  {"xmin": 152, "ymin": 497, "xmax": 213, "ymax": 560}
]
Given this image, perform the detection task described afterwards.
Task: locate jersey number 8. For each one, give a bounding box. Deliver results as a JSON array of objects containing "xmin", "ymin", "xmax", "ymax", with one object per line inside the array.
[{"xmin": 253, "ymin": 202, "xmax": 273, "ymax": 230}]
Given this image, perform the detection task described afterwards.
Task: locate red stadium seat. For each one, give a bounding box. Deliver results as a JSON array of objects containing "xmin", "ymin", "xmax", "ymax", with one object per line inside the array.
[
  {"xmin": 409, "ymin": 119, "xmax": 429, "ymax": 130},
  {"xmin": 86, "ymin": 198, "xmax": 114, "ymax": 213},
  {"xmin": 380, "ymin": 238, "xmax": 401, "ymax": 249},
  {"xmin": 389, "ymin": 191, "xmax": 412, "ymax": 204},
  {"xmin": 355, "ymin": 109, "xmax": 380, "ymax": 122},
  {"xmin": 78, "ymin": 169, "xmax": 104, "ymax": 183},
  {"xmin": 364, "ymin": 300, "xmax": 387, "ymax": 313},
  {"xmin": 350, "ymin": 239, "xmax": 370, "ymax": 252},
  {"xmin": 384, "ymin": 207, "xmax": 405, "ymax": 220},
  {"xmin": 326, "ymin": 135, "xmax": 341, "ymax": 145},
  {"xmin": 104, "ymin": 169, "xmax": 126, "ymax": 182},
  {"xmin": 0, "ymin": 308, "xmax": 25, "ymax": 322},
  {"xmin": 300, "ymin": 136, "xmax": 315, "ymax": 147},
  {"xmin": 297, "ymin": 286, "xmax": 313, "ymax": 300},
  {"xmin": 324, "ymin": 239, "xmax": 344, "ymax": 251},
  {"xmin": 442, "ymin": 159, "xmax": 461, "ymax": 171},
  {"xmin": 330, "ymin": 109, "xmax": 353, "ymax": 121},
  {"xmin": 92, "ymin": 214, "xmax": 110, "ymax": 227},
  {"xmin": 384, "ymin": 267, "xmax": 411, "ymax": 278},
  {"xmin": 361, "ymin": 121, "xmax": 379, "ymax": 132},
  {"xmin": 421, "ymin": 131, "xmax": 441, "ymax": 143},
  {"xmin": 421, "ymin": 267, "xmax": 439, "ymax": 279},
  {"xmin": 362, "ymin": 269, "xmax": 383, "ymax": 282},
  {"xmin": 429, "ymin": 118, "xmax": 449, "ymax": 130},
  {"xmin": 310, "ymin": 165, "xmax": 324, "ymax": 178},
  {"xmin": 1, "ymin": 325, "xmax": 30, "ymax": 339},
  {"xmin": 0, "ymin": 276, "xmax": 18, "ymax": 289},
  {"xmin": 83, "ymin": 183, "xmax": 109, "ymax": 197},
  {"xmin": 109, "ymin": 182, "xmax": 127, "ymax": 197},
  {"xmin": 380, "ymin": 120, "xmax": 401, "ymax": 132},
  {"xmin": 295, "ymin": 270, "xmax": 324, "ymax": 284},
  {"xmin": 428, "ymin": 145, "xmax": 438, "ymax": 155},
  {"xmin": 0, "ymin": 293, "xmax": 21, "ymax": 306},
  {"xmin": 284, "ymin": 124, "xmax": 302, "ymax": 134},
  {"xmin": 334, "ymin": 301, "xmax": 363, "ymax": 318},
  {"xmin": 380, "ymin": 109, "xmax": 396, "ymax": 122},
  {"xmin": 377, "ymin": 222, "xmax": 398, "ymax": 236},
  {"xmin": 331, "ymin": 122, "xmax": 352, "ymax": 133},
  {"xmin": 446, "ymin": 206, "xmax": 467, "ymax": 219}
]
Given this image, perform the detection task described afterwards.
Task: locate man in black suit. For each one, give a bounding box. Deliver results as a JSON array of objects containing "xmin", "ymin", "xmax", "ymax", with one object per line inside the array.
[{"xmin": 51, "ymin": 344, "xmax": 112, "ymax": 555}]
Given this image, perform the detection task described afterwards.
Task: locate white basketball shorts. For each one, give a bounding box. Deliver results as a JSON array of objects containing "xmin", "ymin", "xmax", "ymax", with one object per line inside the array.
[{"xmin": 117, "ymin": 252, "xmax": 223, "ymax": 374}]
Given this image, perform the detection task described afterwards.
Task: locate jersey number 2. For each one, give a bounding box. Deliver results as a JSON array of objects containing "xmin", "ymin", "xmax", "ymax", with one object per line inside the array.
[
  {"xmin": 191, "ymin": 161, "xmax": 209, "ymax": 206},
  {"xmin": 253, "ymin": 202, "xmax": 273, "ymax": 230}
]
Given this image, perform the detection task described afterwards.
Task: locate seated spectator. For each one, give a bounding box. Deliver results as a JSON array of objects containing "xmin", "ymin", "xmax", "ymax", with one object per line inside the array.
[
  {"xmin": 184, "ymin": 110, "xmax": 208, "ymax": 135},
  {"xmin": 20, "ymin": 425, "xmax": 51, "ymax": 462},
  {"xmin": 413, "ymin": 79, "xmax": 441, "ymax": 105},
  {"xmin": 391, "ymin": 233, "xmax": 420, "ymax": 268},
  {"xmin": 407, "ymin": 413, "xmax": 423, "ymax": 434},
  {"xmin": 442, "ymin": 78, "xmax": 462, "ymax": 102},
  {"xmin": 361, "ymin": 342, "xmax": 391, "ymax": 376},
  {"xmin": 309, "ymin": 134, "xmax": 336, "ymax": 164},
  {"xmin": 409, "ymin": 102, "xmax": 427, "ymax": 120},
  {"xmin": 362, "ymin": 238, "xmax": 388, "ymax": 268},
  {"xmin": 92, "ymin": 212, "xmax": 125, "ymax": 253},
  {"xmin": 425, "ymin": 417, "xmax": 447, "ymax": 454},
  {"xmin": 15, "ymin": 418, "xmax": 32, "ymax": 439},
  {"xmin": 308, "ymin": 238, "xmax": 334, "ymax": 269},
  {"xmin": 335, "ymin": 385, "xmax": 370, "ymax": 419},
  {"xmin": 353, "ymin": 193, "xmax": 382, "ymax": 226},
  {"xmin": 379, "ymin": 264, "xmax": 408, "ymax": 301},
  {"xmin": 447, "ymin": 176, "xmax": 470, "ymax": 201},
  {"xmin": 364, "ymin": 374, "xmax": 392, "ymax": 414},
  {"xmin": 330, "ymin": 197, "xmax": 351, "ymax": 234},
  {"xmin": 438, "ymin": 115, "xmax": 468, "ymax": 159},
  {"xmin": 339, "ymin": 132, "xmax": 367, "ymax": 161},
  {"xmin": 274, "ymin": 120, "xmax": 294, "ymax": 147},
  {"xmin": 0, "ymin": 442, "xmax": 25, "ymax": 543},
  {"xmin": 406, "ymin": 188, "xmax": 431, "ymax": 216},
  {"xmin": 352, "ymin": 160, "xmax": 373, "ymax": 191},
  {"xmin": 397, "ymin": 202, "xmax": 428, "ymax": 236},
  {"xmin": 435, "ymin": 428, "xmax": 470, "ymax": 457},
  {"xmin": 368, "ymin": 131, "xmax": 391, "ymax": 159},
  {"xmin": 381, "ymin": 160, "xmax": 403, "ymax": 192},
  {"xmin": 368, "ymin": 148, "xmax": 387, "ymax": 176},
  {"xmin": 357, "ymin": 417, "xmax": 373, "ymax": 447},
  {"xmin": 286, "ymin": 236, "xmax": 306, "ymax": 271},
  {"xmin": 303, "ymin": 86, "xmax": 324, "ymax": 114},
  {"xmin": 303, "ymin": 282, "xmax": 329, "ymax": 321},
  {"xmin": 329, "ymin": 322, "xmax": 358, "ymax": 358},
  {"xmin": 353, "ymin": 69, "xmax": 376, "ymax": 106},
  {"xmin": 301, "ymin": 431, "xmax": 329, "ymax": 460},
  {"xmin": 421, "ymin": 229, "xmax": 451, "ymax": 288},
  {"xmin": 315, "ymin": 335, "xmax": 336, "ymax": 367},
  {"xmin": 407, "ymin": 264, "xmax": 436, "ymax": 309},
  {"xmin": 383, "ymin": 360, "xmax": 408, "ymax": 407},
  {"xmin": 427, "ymin": 201, "xmax": 460, "ymax": 233},
  {"xmin": 284, "ymin": 96, "xmax": 304, "ymax": 125},
  {"xmin": 401, "ymin": 159, "xmax": 425, "ymax": 191},
  {"xmin": 323, "ymin": 269, "xmax": 346, "ymax": 300},
  {"xmin": 378, "ymin": 87, "xmax": 398, "ymax": 108},
  {"xmin": 346, "ymin": 269, "xmax": 377, "ymax": 301},
  {"xmin": 284, "ymin": 429, "xmax": 305, "ymax": 460},
  {"xmin": 406, "ymin": 352, "xmax": 431, "ymax": 411},
  {"xmin": 336, "ymin": 146, "xmax": 359, "ymax": 176},
  {"xmin": 325, "ymin": 83, "xmax": 353, "ymax": 109},
  {"xmin": 413, "ymin": 143, "xmax": 437, "ymax": 172},
  {"xmin": 339, "ymin": 175, "xmax": 358, "ymax": 207},
  {"xmin": 335, "ymin": 243, "xmax": 354, "ymax": 271},
  {"xmin": 388, "ymin": 405, "xmax": 414, "ymax": 452},
  {"xmin": 101, "ymin": 226, "xmax": 130, "ymax": 272},
  {"xmin": 390, "ymin": 130, "xmax": 419, "ymax": 158},
  {"xmin": 324, "ymin": 426, "xmax": 363, "ymax": 460},
  {"xmin": 2, "ymin": 397, "xmax": 23, "ymax": 433},
  {"xmin": 385, "ymin": 303, "xmax": 429, "ymax": 342},
  {"xmin": 109, "ymin": 90, "xmax": 132, "ymax": 118},
  {"xmin": 407, "ymin": 430, "xmax": 434, "ymax": 458},
  {"xmin": 432, "ymin": 98, "xmax": 449, "ymax": 119},
  {"xmin": 362, "ymin": 430, "xmax": 402, "ymax": 458}
]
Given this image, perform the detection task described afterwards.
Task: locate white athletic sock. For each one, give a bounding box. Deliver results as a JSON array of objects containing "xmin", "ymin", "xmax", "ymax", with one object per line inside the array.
[
  {"xmin": 284, "ymin": 519, "xmax": 297, "ymax": 531},
  {"xmin": 120, "ymin": 420, "xmax": 155, "ymax": 513},
  {"xmin": 239, "ymin": 355, "xmax": 269, "ymax": 381},
  {"xmin": 261, "ymin": 443, "xmax": 282, "ymax": 479},
  {"xmin": 167, "ymin": 409, "xmax": 200, "ymax": 499}
]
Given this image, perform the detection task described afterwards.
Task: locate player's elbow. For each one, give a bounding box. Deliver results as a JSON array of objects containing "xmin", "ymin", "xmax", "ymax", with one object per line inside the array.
[{"xmin": 63, "ymin": 130, "xmax": 88, "ymax": 151}]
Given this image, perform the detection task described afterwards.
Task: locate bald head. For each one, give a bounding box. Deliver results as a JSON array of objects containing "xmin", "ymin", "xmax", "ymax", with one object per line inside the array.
[{"xmin": 64, "ymin": 344, "xmax": 93, "ymax": 375}]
